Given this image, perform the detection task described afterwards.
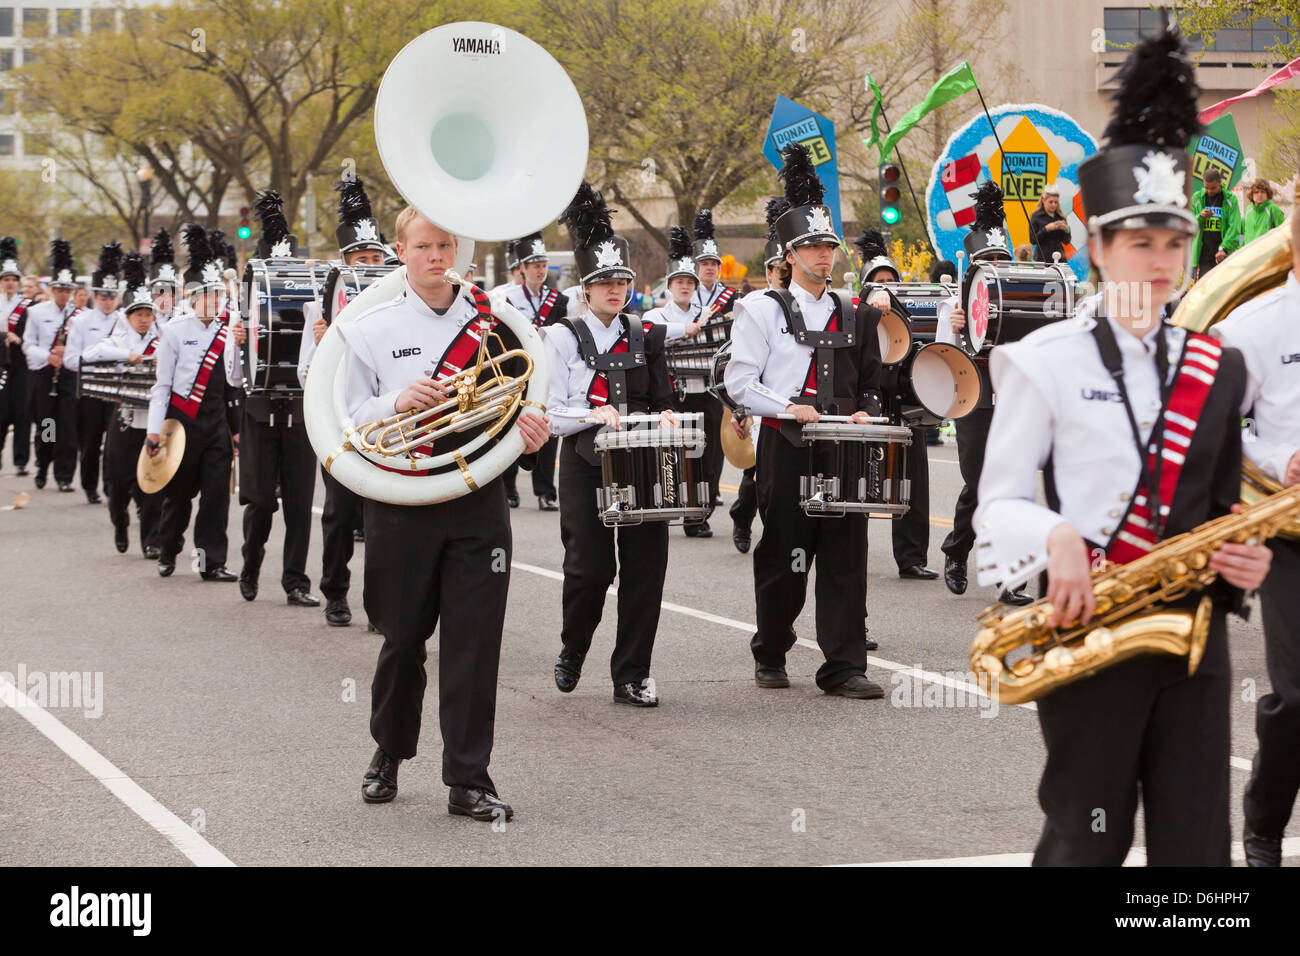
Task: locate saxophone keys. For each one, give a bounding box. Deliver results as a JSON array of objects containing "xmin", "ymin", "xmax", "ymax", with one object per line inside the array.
[
  {"xmin": 1084, "ymin": 627, "xmax": 1116, "ymax": 658},
  {"xmin": 1043, "ymin": 646, "xmax": 1075, "ymax": 672}
]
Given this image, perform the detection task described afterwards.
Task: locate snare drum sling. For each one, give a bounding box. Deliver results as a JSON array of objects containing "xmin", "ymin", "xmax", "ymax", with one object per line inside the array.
[{"xmin": 554, "ymin": 313, "xmax": 676, "ymax": 688}]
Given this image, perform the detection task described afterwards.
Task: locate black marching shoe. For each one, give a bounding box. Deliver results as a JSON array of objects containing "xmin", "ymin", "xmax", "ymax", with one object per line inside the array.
[
  {"xmin": 825, "ymin": 674, "xmax": 885, "ymax": 699},
  {"xmin": 287, "ymin": 588, "xmax": 320, "ymax": 607},
  {"xmin": 114, "ymin": 527, "xmax": 128, "ymax": 553},
  {"xmin": 57, "ymin": 481, "xmax": 74, "ymax": 492},
  {"xmin": 1243, "ymin": 824, "xmax": 1282, "ymax": 867},
  {"xmin": 33, "ymin": 470, "xmax": 46, "ymax": 489},
  {"xmin": 325, "ymin": 599, "xmax": 352, "ymax": 627},
  {"xmin": 86, "ymin": 490, "xmax": 102, "ymax": 504},
  {"xmin": 158, "ymin": 557, "xmax": 175, "ymax": 577},
  {"xmin": 143, "ymin": 545, "xmax": 160, "ymax": 560},
  {"xmin": 684, "ymin": 519, "xmax": 713, "ymax": 538},
  {"xmin": 538, "ymin": 495, "xmax": 558, "ymax": 512},
  {"xmin": 362, "ymin": 748, "xmax": 399, "ymax": 804},
  {"xmin": 755, "ymin": 664, "xmax": 790, "ymax": 688},
  {"xmin": 554, "ymin": 649, "xmax": 585, "ymax": 693},
  {"xmin": 506, "ymin": 492, "xmax": 520, "ymax": 509},
  {"xmin": 352, "ymin": 527, "xmax": 365, "ymax": 542},
  {"xmin": 999, "ymin": 586, "xmax": 1034, "ymax": 607},
  {"xmin": 201, "ymin": 566, "xmax": 238, "ymax": 583},
  {"xmin": 899, "ymin": 564, "xmax": 938, "ymax": 580},
  {"xmin": 732, "ymin": 524, "xmax": 751, "ymax": 554},
  {"xmin": 614, "ymin": 679, "xmax": 658, "ymax": 707},
  {"xmin": 448, "ymin": 786, "xmax": 513, "ymax": 822},
  {"xmin": 15, "ymin": 466, "xmax": 28, "ymax": 476},
  {"xmin": 367, "ymin": 621, "xmax": 380, "ymax": 634},
  {"xmin": 943, "ymin": 556, "xmax": 968, "ymax": 595},
  {"xmin": 239, "ymin": 574, "xmax": 257, "ymax": 601}
]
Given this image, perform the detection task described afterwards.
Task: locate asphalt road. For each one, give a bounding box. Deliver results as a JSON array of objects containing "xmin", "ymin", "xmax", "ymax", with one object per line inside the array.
[{"xmin": 1, "ymin": 438, "xmax": 1295, "ymax": 866}]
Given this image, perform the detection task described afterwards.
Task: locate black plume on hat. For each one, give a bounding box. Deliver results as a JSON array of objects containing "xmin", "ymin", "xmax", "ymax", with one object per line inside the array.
[
  {"xmin": 49, "ymin": 239, "xmax": 74, "ymax": 274},
  {"xmin": 0, "ymin": 237, "xmax": 17, "ymax": 262},
  {"xmin": 559, "ymin": 181, "xmax": 616, "ymax": 249},
  {"xmin": 854, "ymin": 228, "xmax": 888, "ymax": 260},
  {"xmin": 122, "ymin": 251, "xmax": 148, "ymax": 290},
  {"xmin": 692, "ymin": 209, "xmax": 715, "ymax": 242},
  {"xmin": 764, "ymin": 198, "xmax": 791, "ymax": 239},
  {"xmin": 151, "ymin": 228, "xmax": 174, "ymax": 265},
  {"xmin": 971, "ymin": 182, "xmax": 1006, "ymax": 232},
  {"xmin": 779, "ymin": 143, "xmax": 825, "ymax": 206},
  {"xmin": 668, "ymin": 225, "xmax": 692, "ymax": 260},
  {"xmin": 335, "ymin": 177, "xmax": 373, "ymax": 225},
  {"xmin": 97, "ymin": 241, "xmax": 123, "ymax": 277},
  {"xmin": 254, "ymin": 189, "xmax": 291, "ymax": 246},
  {"xmin": 1102, "ymin": 23, "xmax": 1202, "ymax": 150}
]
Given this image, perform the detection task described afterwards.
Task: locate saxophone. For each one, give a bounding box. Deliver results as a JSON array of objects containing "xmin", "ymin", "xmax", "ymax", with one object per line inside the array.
[{"xmin": 971, "ymin": 486, "xmax": 1300, "ymax": 705}]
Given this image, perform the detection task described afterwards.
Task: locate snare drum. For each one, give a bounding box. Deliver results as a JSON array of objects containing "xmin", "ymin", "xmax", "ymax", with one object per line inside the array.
[
  {"xmin": 961, "ymin": 261, "xmax": 1074, "ymax": 352},
  {"xmin": 882, "ymin": 341, "xmax": 983, "ymax": 427},
  {"xmin": 593, "ymin": 413, "xmax": 710, "ymax": 526},
  {"xmin": 322, "ymin": 263, "xmax": 400, "ymax": 325},
  {"xmin": 799, "ymin": 422, "xmax": 913, "ymax": 518}
]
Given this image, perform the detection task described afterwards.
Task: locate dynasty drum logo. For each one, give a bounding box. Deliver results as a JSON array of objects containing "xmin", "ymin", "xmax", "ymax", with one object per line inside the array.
[{"xmin": 661, "ymin": 451, "xmax": 677, "ymax": 506}]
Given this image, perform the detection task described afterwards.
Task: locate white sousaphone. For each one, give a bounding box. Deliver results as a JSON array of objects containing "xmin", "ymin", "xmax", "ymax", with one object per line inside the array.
[{"xmin": 304, "ymin": 21, "xmax": 589, "ymax": 505}]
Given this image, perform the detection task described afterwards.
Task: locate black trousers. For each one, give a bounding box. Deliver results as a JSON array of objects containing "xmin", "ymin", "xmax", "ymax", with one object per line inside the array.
[
  {"xmin": 1032, "ymin": 607, "xmax": 1231, "ymax": 866},
  {"xmin": 363, "ymin": 482, "xmax": 510, "ymax": 791},
  {"xmin": 730, "ymin": 466, "xmax": 757, "ymax": 531},
  {"xmin": 320, "ymin": 466, "xmax": 362, "ymax": 603},
  {"xmin": 532, "ymin": 436, "xmax": 558, "ymax": 499},
  {"xmin": 76, "ymin": 395, "xmax": 112, "ymax": 494},
  {"xmin": 752, "ymin": 426, "xmax": 868, "ymax": 689},
  {"xmin": 941, "ymin": 405, "xmax": 993, "ymax": 565},
  {"xmin": 157, "ymin": 418, "xmax": 233, "ymax": 571},
  {"xmin": 558, "ymin": 440, "xmax": 669, "ymax": 685},
  {"xmin": 677, "ymin": 391, "xmax": 723, "ymax": 508},
  {"xmin": 103, "ymin": 420, "xmax": 161, "ymax": 552},
  {"xmin": 1244, "ymin": 538, "xmax": 1300, "ymax": 838},
  {"xmin": 0, "ymin": 361, "xmax": 31, "ymax": 468},
  {"xmin": 891, "ymin": 426, "xmax": 930, "ymax": 570},
  {"xmin": 30, "ymin": 368, "xmax": 78, "ymax": 484},
  {"xmin": 238, "ymin": 415, "xmax": 314, "ymax": 593}
]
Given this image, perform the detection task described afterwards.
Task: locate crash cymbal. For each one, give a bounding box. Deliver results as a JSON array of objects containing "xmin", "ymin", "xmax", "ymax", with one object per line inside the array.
[
  {"xmin": 137, "ymin": 419, "xmax": 186, "ymax": 494},
  {"xmin": 720, "ymin": 414, "xmax": 755, "ymax": 470}
]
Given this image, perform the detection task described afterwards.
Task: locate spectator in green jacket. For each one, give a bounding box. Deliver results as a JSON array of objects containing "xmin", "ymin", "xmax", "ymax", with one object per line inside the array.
[
  {"xmin": 1243, "ymin": 177, "xmax": 1286, "ymax": 245},
  {"xmin": 1192, "ymin": 167, "xmax": 1243, "ymax": 278}
]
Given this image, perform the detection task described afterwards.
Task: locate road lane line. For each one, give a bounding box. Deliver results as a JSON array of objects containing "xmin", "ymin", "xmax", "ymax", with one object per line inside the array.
[{"xmin": 0, "ymin": 677, "xmax": 235, "ymax": 866}]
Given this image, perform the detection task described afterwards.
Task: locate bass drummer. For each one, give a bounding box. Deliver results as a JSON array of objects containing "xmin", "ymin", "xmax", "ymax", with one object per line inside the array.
[
  {"xmin": 935, "ymin": 183, "xmax": 1032, "ymax": 606},
  {"xmin": 724, "ymin": 144, "xmax": 886, "ymax": 700},
  {"xmin": 297, "ymin": 177, "xmax": 389, "ymax": 628}
]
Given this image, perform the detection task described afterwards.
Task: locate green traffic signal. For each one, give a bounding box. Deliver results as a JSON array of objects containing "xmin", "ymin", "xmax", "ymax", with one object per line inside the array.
[
  {"xmin": 882, "ymin": 206, "xmax": 901, "ymax": 225},
  {"xmin": 237, "ymin": 226, "xmax": 252, "ymax": 239}
]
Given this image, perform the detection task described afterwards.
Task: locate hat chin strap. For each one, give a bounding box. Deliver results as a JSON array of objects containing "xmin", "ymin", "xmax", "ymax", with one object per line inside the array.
[{"xmin": 790, "ymin": 245, "xmax": 827, "ymax": 286}]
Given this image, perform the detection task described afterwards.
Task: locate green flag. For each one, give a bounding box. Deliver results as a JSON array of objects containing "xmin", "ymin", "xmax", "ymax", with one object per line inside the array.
[
  {"xmin": 879, "ymin": 61, "xmax": 978, "ymax": 159},
  {"xmin": 864, "ymin": 74, "xmax": 885, "ymax": 149}
]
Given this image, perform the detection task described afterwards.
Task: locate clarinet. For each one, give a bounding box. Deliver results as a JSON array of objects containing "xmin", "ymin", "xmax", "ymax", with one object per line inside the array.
[{"xmin": 48, "ymin": 307, "xmax": 80, "ymax": 397}]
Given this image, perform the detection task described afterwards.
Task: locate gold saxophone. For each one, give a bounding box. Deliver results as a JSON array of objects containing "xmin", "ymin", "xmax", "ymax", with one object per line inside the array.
[{"xmin": 971, "ymin": 486, "xmax": 1300, "ymax": 704}]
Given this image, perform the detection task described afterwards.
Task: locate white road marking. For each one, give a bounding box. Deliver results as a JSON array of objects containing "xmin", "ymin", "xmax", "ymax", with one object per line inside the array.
[
  {"xmin": 0, "ymin": 677, "xmax": 235, "ymax": 867},
  {"xmin": 847, "ymin": 838, "xmax": 1300, "ymax": 866}
]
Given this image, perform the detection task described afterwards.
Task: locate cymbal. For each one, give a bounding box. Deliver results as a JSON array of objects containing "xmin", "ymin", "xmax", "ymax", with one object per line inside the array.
[
  {"xmin": 719, "ymin": 414, "xmax": 755, "ymax": 470},
  {"xmin": 137, "ymin": 419, "xmax": 186, "ymax": 494}
]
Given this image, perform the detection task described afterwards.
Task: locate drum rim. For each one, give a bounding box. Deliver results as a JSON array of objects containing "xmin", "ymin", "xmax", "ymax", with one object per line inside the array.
[{"xmin": 801, "ymin": 422, "xmax": 913, "ymax": 441}]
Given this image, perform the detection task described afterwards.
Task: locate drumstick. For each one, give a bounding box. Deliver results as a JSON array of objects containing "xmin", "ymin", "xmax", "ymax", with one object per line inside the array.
[
  {"xmin": 579, "ymin": 412, "xmax": 699, "ymax": 425},
  {"xmin": 773, "ymin": 413, "xmax": 890, "ymax": 423}
]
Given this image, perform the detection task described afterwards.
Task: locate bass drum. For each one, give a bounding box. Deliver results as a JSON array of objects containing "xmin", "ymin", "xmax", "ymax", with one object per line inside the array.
[
  {"xmin": 961, "ymin": 260, "xmax": 1075, "ymax": 352},
  {"xmin": 244, "ymin": 259, "xmax": 326, "ymax": 393},
  {"xmin": 882, "ymin": 341, "xmax": 983, "ymax": 427},
  {"xmin": 322, "ymin": 263, "xmax": 401, "ymax": 325}
]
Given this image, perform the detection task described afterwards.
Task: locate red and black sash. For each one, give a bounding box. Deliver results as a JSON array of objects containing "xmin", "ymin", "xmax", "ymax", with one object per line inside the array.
[
  {"xmin": 378, "ymin": 285, "xmax": 496, "ymax": 471},
  {"xmin": 699, "ymin": 285, "xmax": 736, "ymax": 323},
  {"xmin": 142, "ymin": 335, "xmax": 159, "ymax": 357},
  {"xmin": 5, "ymin": 297, "xmax": 30, "ymax": 336},
  {"xmin": 536, "ymin": 288, "xmax": 560, "ymax": 325},
  {"xmin": 762, "ymin": 313, "xmax": 841, "ymax": 434},
  {"xmin": 1107, "ymin": 332, "xmax": 1223, "ymax": 564},
  {"xmin": 170, "ymin": 320, "xmax": 229, "ymax": 419}
]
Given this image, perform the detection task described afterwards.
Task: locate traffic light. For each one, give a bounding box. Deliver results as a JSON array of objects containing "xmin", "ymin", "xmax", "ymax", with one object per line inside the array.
[
  {"xmin": 237, "ymin": 206, "xmax": 251, "ymax": 240},
  {"xmin": 879, "ymin": 163, "xmax": 902, "ymax": 226}
]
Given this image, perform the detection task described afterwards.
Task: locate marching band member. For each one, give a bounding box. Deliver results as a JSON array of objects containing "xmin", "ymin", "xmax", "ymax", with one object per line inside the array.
[
  {"xmin": 1211, "ymin": 204, "xmax": 1300, "ymax": 868},
  {"xmin": 489, "ymin": 240, "xmax": 522, "ymax": 296},
  {"xmin": 936, "ymin": 185, "xmax": 1033, "ymax": 607},
  {"xmin": 83, "ymin": 253, "xmax": 163, "ymax": 557},
  {"xmin": 974, "ymin": 25, "xmax": 1271, "ymax": 865},
  {"xmin": 22, "ymin": 240, "xmax": 83, "ymax": 492},
  {"xmin": 1, "ymin": 239, "xmax": 34, "ymax": 475},
  {"xmin": 724, "ymin": 144, "xmax": 886, "ymax": 699},
  {"xmin": 146, "ymin": 225, "xmax": 243, "ymax": 582},
  {"xmin": 728, "ymin": 200, "xmax": 788, "ymax": 554},
  {"xmin": 296, "ymin": 177, "xmax": 388, "ymax": 627},
  {"xmin": 339, "ymin": 206, "xmax": 549, "ymax": 821},
  {"xmin": 238, "ymin": 190, "xmax": 319, "ymax": 608},
  {"xmin": 643, "ymin": 226, "xmax": 704, "ymax": 344},
  {"xmin": 150, "ymin": 228, "xmax": 182, "ymax": 326},
  {"xmin": 681, "ymin": 209, "xmax": 735, "ymax": 536},
  {"xmin": 66, "ymin": 242, "xmax": 125, "ymax": 504},
  {"xmin": 548, "ymin": 182, "xmax": 676, "ymax": 707},
  {"xmin": 504, "ymin": 231, "xmax": 567, "ymax": 510},
  {"xmin": 855, "ymin": 228, "xmax": 937, "ymax": 583}
]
